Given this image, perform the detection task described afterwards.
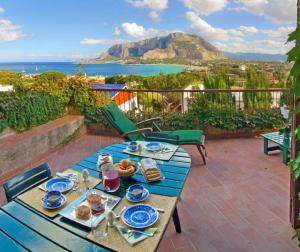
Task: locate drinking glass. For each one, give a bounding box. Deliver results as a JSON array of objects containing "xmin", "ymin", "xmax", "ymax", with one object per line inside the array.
[
  {"xmin": 103, "ymin": 170, "xmax": 120, "ymax": 192},
  {"xmin": 91, "ymin": 214, "xmax": 108, "ymax": 239}
]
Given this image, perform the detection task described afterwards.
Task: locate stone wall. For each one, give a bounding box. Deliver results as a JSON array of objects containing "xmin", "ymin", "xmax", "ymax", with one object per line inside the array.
[{"xmin": 0, "ymin": 115, "xmax": 84, "ymax": 175}]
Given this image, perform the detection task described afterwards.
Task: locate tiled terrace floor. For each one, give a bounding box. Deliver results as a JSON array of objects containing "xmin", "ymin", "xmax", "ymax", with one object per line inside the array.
[{"xmin": 1, "ymin": 134, "xmax": 299, "ymax": 252}]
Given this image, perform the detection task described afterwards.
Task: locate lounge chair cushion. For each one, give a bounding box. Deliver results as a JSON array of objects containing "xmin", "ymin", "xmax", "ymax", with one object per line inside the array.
[
  {"xmin": 160, "ymin": 130, "xmax": 203, "ymax": 144},
  {"xmin": 101, "ymin": 102, "xmax": 204, "ymax": 144},
  {"xmin": 101, "ymin": 102, "xmax": 141, "ymax": 141}
]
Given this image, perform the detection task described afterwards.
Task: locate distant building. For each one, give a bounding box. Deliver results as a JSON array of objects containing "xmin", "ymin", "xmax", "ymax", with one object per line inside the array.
[
  {"xmin": 182, "ymin": 84, "xmax": 204, "ymax": 112},
  {"xmin": 91, "ymin": 83, "xmax": 137, "ymax": 112},
  {"xmin": 239, "ymin": 64, "xmax": 247, "ymax": 71},
  {"xmin": 0, "ymin": 85, "xmax": 13, "ymax": 92}
]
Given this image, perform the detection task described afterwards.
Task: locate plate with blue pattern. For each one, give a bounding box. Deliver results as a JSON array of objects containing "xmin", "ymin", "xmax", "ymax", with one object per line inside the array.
[
  {"xmin": 145, "ymin": 142, "xmax": 164, "ymax": 152},
  {"xmin": 121, "ymin": 204, "xmax": 159, "ymax": 229},
  {"xmin": 45, "ymin": 177, "xmax": 74, "ymax": 193}
]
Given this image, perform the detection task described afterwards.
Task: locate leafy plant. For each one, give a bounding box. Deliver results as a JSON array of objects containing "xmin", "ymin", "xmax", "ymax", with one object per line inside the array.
[
  {"xmin": 286, "ymin": 13, "xmax": 300, "ymax": 244},
  {"xmin": 0, "ymin": 91, "xmax": 67, "ymax": 133}
]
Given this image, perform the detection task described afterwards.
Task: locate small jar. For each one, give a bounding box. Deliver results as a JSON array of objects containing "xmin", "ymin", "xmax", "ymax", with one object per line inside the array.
[
  {"xmin": 106, "ymin": 209, "xmax": 116, "ymax": 227},
  {"xmin": 82, "ymin": 169, "xmax": 89, "ymax": 182}
]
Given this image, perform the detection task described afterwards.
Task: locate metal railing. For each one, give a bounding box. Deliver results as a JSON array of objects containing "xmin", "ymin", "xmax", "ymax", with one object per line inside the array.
[{"xmin": 90, "ymin": 88, "xmax": 290, "ymax": 118}]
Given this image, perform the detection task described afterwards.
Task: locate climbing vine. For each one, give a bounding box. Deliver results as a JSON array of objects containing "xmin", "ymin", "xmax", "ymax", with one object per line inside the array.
[{"xmin": 287, "ymin": 4, "xmax": 300, "ymax": 243}]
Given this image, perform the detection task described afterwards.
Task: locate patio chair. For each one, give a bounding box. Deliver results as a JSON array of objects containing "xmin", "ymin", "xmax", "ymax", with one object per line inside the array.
[
  {"xmin": 99, "ymin": 102, "xmax": 207, "ymax": 164},
  {"xmin": 3, "ymin": 163, "xmax": 51, "ymax": 202}
]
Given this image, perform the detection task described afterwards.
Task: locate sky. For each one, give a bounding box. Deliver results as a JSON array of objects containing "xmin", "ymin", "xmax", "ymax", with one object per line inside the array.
[{"xmin": 0, "ymin": 0, "xmax": 297, "ymax": 62}]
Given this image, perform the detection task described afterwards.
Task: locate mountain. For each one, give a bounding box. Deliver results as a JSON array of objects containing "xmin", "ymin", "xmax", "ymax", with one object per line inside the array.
[
  {"xmin": 97, "ymin": 32, "xmax": 224, "ymax": 64},
  {"xmin": 223, "ymin": 52, "xmax": 287, "ymax": 62}
]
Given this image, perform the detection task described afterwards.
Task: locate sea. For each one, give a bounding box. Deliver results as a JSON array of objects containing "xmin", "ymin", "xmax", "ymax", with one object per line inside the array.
[{"xmin": 0, "ymin": 62, "xmax": 184, "ymax": 77}]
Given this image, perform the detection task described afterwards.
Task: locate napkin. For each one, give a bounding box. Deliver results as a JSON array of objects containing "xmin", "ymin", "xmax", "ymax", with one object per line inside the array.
[
  {"xmin": 116, "ymin": 225, "xmax": 158, "ymax": 246},
  {"xmin": 56, "ymin": 172, "xmax": 78, "ymax": 180}
]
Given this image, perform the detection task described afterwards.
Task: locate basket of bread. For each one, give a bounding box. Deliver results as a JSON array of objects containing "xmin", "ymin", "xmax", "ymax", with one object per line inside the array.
[
  {"xmin": 115, "ymin": 159, "xmax": 138, "ymax": 179},
  {"xmin": 140, "ymin": 158, "xmax": 164, "ymax": 182}
]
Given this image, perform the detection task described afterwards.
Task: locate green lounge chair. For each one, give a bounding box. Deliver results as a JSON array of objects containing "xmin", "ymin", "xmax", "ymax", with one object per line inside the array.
[{"xmin": 99, "ymin": 102, "xmax": 207, "ymax": 164}]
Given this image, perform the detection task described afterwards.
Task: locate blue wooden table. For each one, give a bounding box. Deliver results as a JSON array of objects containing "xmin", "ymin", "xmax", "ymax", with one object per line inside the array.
[{"xmin": 0, "ymin": 142, "xmax": 192, "ymax": 251}]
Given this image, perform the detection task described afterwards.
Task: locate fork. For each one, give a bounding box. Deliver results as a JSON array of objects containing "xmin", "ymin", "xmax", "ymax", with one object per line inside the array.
[{"xmin": 118, "ymin": 225, "xmax": 154, "ymax": 237}]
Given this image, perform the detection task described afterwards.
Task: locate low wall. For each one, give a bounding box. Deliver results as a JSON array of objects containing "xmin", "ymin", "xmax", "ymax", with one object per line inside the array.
[{"xmin": 0, "ymin": 115, "xmax": 84, "ymax": 175}]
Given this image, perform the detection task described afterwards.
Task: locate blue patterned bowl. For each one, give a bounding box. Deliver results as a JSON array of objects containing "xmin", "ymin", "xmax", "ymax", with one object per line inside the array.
[
  {"xmin": 121, "ymin": 204, "xmax": 158, "ymax": 229},
  {"xmin": 42, "ymin": 190, "xmax": 63, "ymax": 207},
  {"xmin": 127, "ymin": 141, "xmax": 138, "ymax": 152},
  {"xmin": 127, "ymin": 184, "xmax": 145, "ymax": 199}
]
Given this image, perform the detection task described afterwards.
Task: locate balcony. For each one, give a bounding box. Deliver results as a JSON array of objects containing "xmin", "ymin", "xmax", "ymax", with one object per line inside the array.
[{"xmin": 0, "ymin": 87, "xmax": 297, "ymax": 252}]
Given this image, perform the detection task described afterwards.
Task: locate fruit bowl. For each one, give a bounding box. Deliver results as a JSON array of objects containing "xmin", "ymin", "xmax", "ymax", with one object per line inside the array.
[{"xmin": 115, "ymin": 159, "xmax": 138, "ymax": 179}]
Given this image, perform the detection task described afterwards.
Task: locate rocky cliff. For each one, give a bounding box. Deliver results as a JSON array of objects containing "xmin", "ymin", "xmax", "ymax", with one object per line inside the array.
[{"xmin": 98, "ymin": 32, "xmax": 223, "ymax": 63}]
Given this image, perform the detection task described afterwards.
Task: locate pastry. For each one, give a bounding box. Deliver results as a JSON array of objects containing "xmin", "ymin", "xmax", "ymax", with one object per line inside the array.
[
  {"xmin": 75, "ymin": 205, "xmax": 91, "ymax": 220},
  {"xmin": 86, "ymin": 192, "xmax": 102, "ymax": 205},
  {"xmin": 140, "ymin": 158, "xmax": 162, "ymax": 182}
]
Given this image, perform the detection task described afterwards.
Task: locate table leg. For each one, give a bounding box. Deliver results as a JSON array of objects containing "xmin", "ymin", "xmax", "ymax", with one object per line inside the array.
[
  {"xmin": 283, "ymin": 148, "xmax": 289, "ymax": 165},
  {"xmin": 263, "ymin": 138, "xmax": 268, "ymax": 154},
  {"xmin": 172, "ymin": 206, "xmax": 182, "ymax": 233}
]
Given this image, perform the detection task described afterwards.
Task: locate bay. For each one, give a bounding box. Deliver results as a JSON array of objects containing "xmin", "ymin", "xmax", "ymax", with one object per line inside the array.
[{"xmin": 0, "ymin": 62, "xmax": 184, "ymax": 76}]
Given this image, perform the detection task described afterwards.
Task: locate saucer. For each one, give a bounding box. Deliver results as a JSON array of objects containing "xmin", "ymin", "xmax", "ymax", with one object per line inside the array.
[
  {"xmin": 126, "ymin": 189, "xmax": 149, "ymax": 202},
  {"xmin": 42, "ymin": 195, "xmax": 66, "ymax": 210}
]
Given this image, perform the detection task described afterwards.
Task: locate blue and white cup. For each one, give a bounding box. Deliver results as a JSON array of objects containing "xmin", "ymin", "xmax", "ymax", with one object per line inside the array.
[
  {"xmin": 128, "ymin": 141, "xmax": 138, "ymax": 152},
  {"xmin": 127, "ymin": 184, "xmax": 145, "ymax": 199},
  {"xmin": 42, "ymin": 190, "xmax": 63, "ymax": 207}
]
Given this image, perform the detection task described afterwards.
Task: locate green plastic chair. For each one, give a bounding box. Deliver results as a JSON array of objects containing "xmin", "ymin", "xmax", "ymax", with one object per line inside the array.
[{"xmin": 99, "ymin": 102, "xmax": 207, "ymax": 164}]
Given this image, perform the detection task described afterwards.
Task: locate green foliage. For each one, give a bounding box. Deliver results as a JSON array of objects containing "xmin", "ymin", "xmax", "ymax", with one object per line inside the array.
[
  {"xmin": 243, "ymin": 68, "xmax": 272, "ymax": 109},
  {"xmin": 0, "ymin": 91, "xmax": 66, "ymax": 132},
  {"xmin": 0, "ymin": 70, "xmax": 22, "ymax": 86},
  {"xmin": 0, "ymin": 72, "xmax": 110, "ymax": 133},
  {"xmin": 105, "ymin": 71, "xmax": 203, "ymax": 90},
  {"xmin": 188, "ymin": 95, "xmax": 284, "ymax": 131},
  {"xmin": 0, "ymin": 70, "xmax": 33, "ymax": 92},
  {"xmin": 286, "ymin": 23, "xmax": 300, "ymax": 245},
  {"xmin": 35, "ymin": 71, "xmax": 66, "ymax": 84},
  {"xmin": 127, "ymin": 106, "xmax": 284, "ymax": 132}
]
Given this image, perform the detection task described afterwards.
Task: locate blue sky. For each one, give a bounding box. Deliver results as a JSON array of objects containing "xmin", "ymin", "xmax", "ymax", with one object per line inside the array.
[{"xmin": 0, "ymin": 0, "xmax": 297, "ymax": 61}]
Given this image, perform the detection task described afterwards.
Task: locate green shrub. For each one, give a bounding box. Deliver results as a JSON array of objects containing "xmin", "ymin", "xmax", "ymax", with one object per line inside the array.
[{"xmin": 0, "ymin": 91, "xmax": 67, "ymax": 132}]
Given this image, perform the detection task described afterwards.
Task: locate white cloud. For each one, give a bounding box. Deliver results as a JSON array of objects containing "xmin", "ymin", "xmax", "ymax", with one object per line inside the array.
[
  {"xmin": 186, "ymin": 11, "xmax": 293, "ymax": 54},
  {"xmin": 216, "ymin": 39, "xmax": 293, "ymax": 54},
  {"xmin": 186, "ymin": 12, "xmax": 257, "ymax": 41},
  {"xmin": 235, "ymin": 0, "xmax": 297, "ymax": 24},
  {"xmin": 261, "ymin": 26, "xmax": 295, "ymax": 42},
  {"xmin": 186, "ymin": 11, "xmax": 228, "ymax": 40},
  {"xmin": 80, "ymin": 38, "xmax": 124, "ymax": 45},
  {"xmin": 126, "ymin": 0, "xmax": 168, "ymax": 11},
  {"xmin": 121, "ymin": 22, "xmax": 162, "ymax": 38},
  {"xmin": 0, "ymin": 8, "xmax": 5, "ymax": 14},
  {"xmin": 149, "ymin": 11, "xmax": 160, "ymax": 21},
  {"xmin": 228, "ymin": 26, "xmax": 258, "ymax": 36},
  {"xmin": 126, "ymin": 0, "xmax": 168, "ymax": 21},
  {"xmin": 0, "ymin": 19, "xmax": 25, "ymax": 42},
  {"xmin": 181, "ymin": 0, "xmax": 228, "ymax": 16},
  {"xmin": 114, "ymin": 27, "xmax": 122, "ymax": 36}
]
